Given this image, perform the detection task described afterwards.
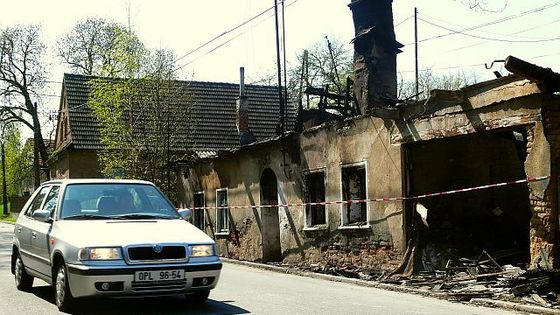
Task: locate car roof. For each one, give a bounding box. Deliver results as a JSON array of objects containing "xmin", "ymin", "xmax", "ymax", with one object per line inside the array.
[{"xmin": 41, "ymin": 178, "xmax": 154, "ymax": 186}]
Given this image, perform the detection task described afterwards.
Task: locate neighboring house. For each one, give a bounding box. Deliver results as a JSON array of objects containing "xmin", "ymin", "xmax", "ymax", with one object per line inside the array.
[
  {"xmin": 177, "ymin": 0, "xmax": 560, "ymax": 273},
  {"xmin": 50, "ymin": 72, "xmax": 295, "ymax": 179}
]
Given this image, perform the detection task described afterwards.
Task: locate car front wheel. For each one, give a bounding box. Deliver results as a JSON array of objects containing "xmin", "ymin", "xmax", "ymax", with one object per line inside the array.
[
  {"xmin": 14, "ymin": 253, "xmax": 33, "ymax": 291},
  {"xmin": 54, "ymin": 263, "xmax": 75, "ymax": 312}
]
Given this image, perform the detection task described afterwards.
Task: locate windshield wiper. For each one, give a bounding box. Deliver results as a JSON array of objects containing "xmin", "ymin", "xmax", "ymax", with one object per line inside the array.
[
  {"xmin": 63, "ymin": 214, "xmax": 115, "ymax": 220},
  {"xmin": 113, "ymin": 214, "xmax": 176, "ymax": 220}
]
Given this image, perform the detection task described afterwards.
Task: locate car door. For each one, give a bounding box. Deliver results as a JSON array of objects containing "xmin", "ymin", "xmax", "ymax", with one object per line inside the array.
[
  {"xmin": 30, "ymin": 185, "xmax": 60, "ymax": 277},
  {"xmin": 17, "ymin": 186, "xmax": 50, "ymax": 273}
]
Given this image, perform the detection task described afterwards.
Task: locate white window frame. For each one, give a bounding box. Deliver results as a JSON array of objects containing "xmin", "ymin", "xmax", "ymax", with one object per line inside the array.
[
  {"xmin": 192, "ymin": 191, "xmax": 206, "ymax": 230},
  {"xmin": 339, "ymin": 161, "xmax": 370, "ymax": 229},
  {"xmin": 303, "ymin": 167, "xmax": 328, "ymax": 231},
  {"xmin": 215, "ymin": 188, "xmax": 229, "ymax": 235}
]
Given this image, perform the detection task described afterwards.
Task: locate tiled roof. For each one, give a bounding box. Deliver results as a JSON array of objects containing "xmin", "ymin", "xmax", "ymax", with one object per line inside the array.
[{"xmin": 62, "ymin": 73, "xmax": 296, "ymax": 151}]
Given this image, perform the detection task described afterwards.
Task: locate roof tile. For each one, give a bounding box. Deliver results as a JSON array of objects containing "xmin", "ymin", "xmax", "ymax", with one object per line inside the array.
[{"xmin": 62, "ymin": 73, "xmax": 296, "ymax": 151}]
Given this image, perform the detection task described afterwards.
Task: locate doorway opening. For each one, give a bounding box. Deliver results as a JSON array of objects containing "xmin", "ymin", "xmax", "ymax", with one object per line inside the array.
[{"xmin": 260, "ymin": 168, "xmax": 282, "ymax": 262}]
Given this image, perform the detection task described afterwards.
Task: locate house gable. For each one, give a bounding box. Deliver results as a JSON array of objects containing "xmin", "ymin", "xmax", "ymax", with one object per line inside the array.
[{"xmin": 54, "ymin": 85, "xmax": 72, "ymax": 151}]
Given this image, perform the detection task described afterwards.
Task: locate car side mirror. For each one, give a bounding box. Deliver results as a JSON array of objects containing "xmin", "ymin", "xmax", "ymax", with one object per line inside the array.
[
  {"xmin": 178, "ymin": 208, "xmax": 192, "ymax": 220},
  {"xmin": 32, "ymin": 210, "xmax": 53, "ymax": 223}
]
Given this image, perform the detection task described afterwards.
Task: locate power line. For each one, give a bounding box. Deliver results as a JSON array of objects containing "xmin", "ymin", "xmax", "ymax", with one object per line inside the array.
[
  {"xmin": 405, "ymin": 2, "xmax": 560, "ymax": 45},
  {"xmin": 418, "ymin": 12, "xmax": 553, "ymax": 40},
  {"xmin": 395, "ymin": 15, "xmax": 413, "ymax": 28},
  {"xmin": 441, "ymin": 17, "xmax": 560, "ymax": 53},
  {"xmin": 175, "ymin": 33, "xmax": 246, "ymax": 71},
  {"xmin": 173, "ymin": 4, "xmax": 276, "ymax": 65},
  {"xmin": 510, "ymin": 17, "xmax": 560, "ymax": 35},
  {"xmin": 417, "ymin": 17, "xmax": 560, "ymax": 43},
  {"xmin": 397, "ymin": 51, "xmax": 560, "ymax": 73},
  {"xmin": 174, "ymin": 0, "xmax": 302, "ymax": 72}
]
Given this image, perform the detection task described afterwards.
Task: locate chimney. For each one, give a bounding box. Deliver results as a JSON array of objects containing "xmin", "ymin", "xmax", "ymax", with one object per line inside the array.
[
  {"xmin": 236, "ymin": 67, "xmax": 256, "ymax": 145},
  {"xmin": 349, "ymin": 0, "xmax": 403, "ymax": 112}
]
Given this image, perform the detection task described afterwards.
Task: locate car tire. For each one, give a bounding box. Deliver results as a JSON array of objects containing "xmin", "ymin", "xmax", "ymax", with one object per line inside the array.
[
  {"xmin": 186, "ymin": 290, "xmax": 210, "ymax": 304},
  {"xmin": 14, "ymin": 253, "xmax": 34, "ymax": 292},
  {"xmin": 54, "ymin": 262, "xmax": 75, "ymax": 312}
]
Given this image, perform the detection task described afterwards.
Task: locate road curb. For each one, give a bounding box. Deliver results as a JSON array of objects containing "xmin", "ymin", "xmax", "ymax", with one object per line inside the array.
[
  {"xmin": 222, "ymin": 258, "xmax": 560, "ymax": 314},
  {"xmin": 222, "ymin": 258, "xmax": 444, "ymax": 298},
  {"xmin": 471, "ymin": 298, "xmax": 560, "ymax": 314},
  {"xmin": 0, "ymin": 221, "xmax": 15, "ymax": 225}
]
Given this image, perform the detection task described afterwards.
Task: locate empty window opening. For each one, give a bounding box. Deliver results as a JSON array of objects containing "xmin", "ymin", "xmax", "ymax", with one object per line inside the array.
[
  {"xmin": 216, "ymin": 189, "xmax": 229, "ymax": 234},
  {"xmin": 341, "ymin": 164, "xmax": 367, "ymax": 226},
  {"xmin": 304, "ymin": 171, "xmax": 326, "ymax": 226},
  {"xmin": 193, "ymin": 192, "xmax": 205, "ymax": 230}
]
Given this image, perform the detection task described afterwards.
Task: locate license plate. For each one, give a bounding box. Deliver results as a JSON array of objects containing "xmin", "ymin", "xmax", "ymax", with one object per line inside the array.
[{"xmin": 134, "ymin": 269, "xmax": 185, "ymax": 282}]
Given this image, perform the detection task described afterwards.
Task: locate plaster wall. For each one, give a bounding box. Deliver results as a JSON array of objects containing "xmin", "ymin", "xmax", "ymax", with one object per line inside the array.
[{"xmin": 179, "ymin": 114, "xmax": 404, "ymax": 270}]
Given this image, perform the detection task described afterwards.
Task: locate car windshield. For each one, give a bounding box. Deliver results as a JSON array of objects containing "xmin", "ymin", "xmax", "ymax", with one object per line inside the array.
[{"xmin": 60, "ymin": 183, "xmax": 180, "ymax": 220}]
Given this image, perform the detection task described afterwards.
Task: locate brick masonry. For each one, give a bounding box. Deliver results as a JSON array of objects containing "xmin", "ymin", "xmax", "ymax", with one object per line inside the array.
[{"xmin": 528, "ymin": 100, "xmax": 560, "ymax": 268}]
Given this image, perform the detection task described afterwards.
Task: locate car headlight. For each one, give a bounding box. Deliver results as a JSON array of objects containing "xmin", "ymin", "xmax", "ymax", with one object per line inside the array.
[
  {"xmin": 190, "ymin": 244, "xmax": 215, "ymax": 257},
  {"xmin": 78, "ymin": 247, "xmax": 122, "ymax": 260}
]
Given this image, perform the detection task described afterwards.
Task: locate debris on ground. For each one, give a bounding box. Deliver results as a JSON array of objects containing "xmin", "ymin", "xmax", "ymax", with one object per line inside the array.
[{"xmin": 381, "ymin": 249, "xmax": 560, "ymax": 309}]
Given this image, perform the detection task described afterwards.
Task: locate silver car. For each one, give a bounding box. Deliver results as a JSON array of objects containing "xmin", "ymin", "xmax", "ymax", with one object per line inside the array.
[{"xmin": 11, "ymin": 179, "xmax": 221, "ymax": 312}]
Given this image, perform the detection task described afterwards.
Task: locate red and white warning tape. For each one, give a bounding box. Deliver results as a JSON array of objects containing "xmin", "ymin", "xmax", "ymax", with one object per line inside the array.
[{"xmin": 192, "ymin": 175, "xmax": 551, "ymax": 210}]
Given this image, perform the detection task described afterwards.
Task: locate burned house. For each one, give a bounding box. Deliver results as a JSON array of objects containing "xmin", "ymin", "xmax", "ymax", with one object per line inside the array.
[{"xmin": 178, "ymin": 0, "xmax": 560, "ymax": 275}]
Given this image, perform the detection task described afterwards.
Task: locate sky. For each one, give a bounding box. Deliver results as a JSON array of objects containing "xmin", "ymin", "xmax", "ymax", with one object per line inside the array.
[{"xmin": 1, "ymin": 0, "xmax": 559, "ymax": 136}]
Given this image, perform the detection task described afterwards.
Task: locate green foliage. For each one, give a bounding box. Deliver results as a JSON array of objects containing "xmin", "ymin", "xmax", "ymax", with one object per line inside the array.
[
  {"xmin": 57, "ymin": 18, "xmax": 146, "ymax": 77},
  {"xmin": 0, "ymin": 127, "xmax": 32, "ymax": 197},
  {"xmin": 89, "ymin": 77, "xmax": 139, "ymax": 177},
  {"xmin": 88, "ymin": 48, "xmax": 192, "ymax": 200},
  {"xmin": 0, "ymin": 213, "xmax": 16, "ymax": 223}
]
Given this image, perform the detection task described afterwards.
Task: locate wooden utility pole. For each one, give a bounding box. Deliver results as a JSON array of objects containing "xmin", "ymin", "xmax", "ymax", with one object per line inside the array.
[
  {"xmin": 274, "ymin": 0, "xmax": 284, "ymax": 135},
  {"xmin": 33, "ymin": 103, "xmax": 40, "ymax": 189},
  {"xmin": 414, "ymin": 7, "xmax": 419, "ymax": 101}
]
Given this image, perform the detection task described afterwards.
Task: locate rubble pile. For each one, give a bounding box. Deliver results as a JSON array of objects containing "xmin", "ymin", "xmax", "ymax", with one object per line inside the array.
[
  {"xmin": 382, "ymin": 250, "xmax": 560, "ymax": 309},
  {"xmin": 290, "ymin": 262, "xmax": 381, "ymax": 280}
]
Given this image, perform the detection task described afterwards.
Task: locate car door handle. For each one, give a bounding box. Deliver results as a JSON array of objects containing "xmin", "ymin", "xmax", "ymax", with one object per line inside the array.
[
  {"xmin": 31, "ymin": 232, "xmax": 37, "ymax": 239},
  {"xmin": 17, "ymin": 227, "xmax": 22, "ymax": 233}
]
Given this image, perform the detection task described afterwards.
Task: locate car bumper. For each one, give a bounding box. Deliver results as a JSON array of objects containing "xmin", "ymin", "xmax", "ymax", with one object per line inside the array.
[{"xmin": 66, "ymin": 261, "xmax": 222, "ymax": 298}]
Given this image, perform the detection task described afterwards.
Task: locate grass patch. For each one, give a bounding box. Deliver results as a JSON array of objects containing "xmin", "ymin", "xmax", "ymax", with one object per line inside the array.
[{"xmin": 0, "ymin": 213, "xmax": 16, "ymax": 223}]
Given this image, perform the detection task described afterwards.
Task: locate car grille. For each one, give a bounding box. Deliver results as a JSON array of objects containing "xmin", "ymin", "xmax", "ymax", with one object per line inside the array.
[
  {"xmin": 127, "ymin": 245, "xmax": 187, "ymax": 262},
  {"xmin": 131, "ymin": 279, "xmax": 187, "ymax": 292}
]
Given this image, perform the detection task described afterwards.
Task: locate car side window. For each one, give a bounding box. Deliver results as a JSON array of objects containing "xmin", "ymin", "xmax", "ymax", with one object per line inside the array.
[
  {"xmin": 43, "ymin": 186, "xmax": 61, "ymax": 218},
  {"xmin": 24, "ymin": 186, "xmax": 50, "ymax": 217}
]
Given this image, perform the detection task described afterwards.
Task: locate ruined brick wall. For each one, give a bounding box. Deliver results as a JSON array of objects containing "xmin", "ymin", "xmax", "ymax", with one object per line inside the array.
[
  {"xmin": 285, "ymin": 230, "xmax": 402, "ymax": 276},
  {"xmin": 529, "ymin": 99, "xmax": 560, "ymax": 268}
]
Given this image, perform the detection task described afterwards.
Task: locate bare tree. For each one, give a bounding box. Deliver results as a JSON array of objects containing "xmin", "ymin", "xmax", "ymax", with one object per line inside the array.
[
  {"xmin": 397, "ymin": 68, "xmax": 479, "ymax": 101},
  {"xmin": 56, "ymin": 18, "xmax": 145, "ymax": 77},
  {"xmin": 289, "ymin": 36, "xmax": 353, "ymax": 98},
  {"xmin": 0, "ymin": 25, "xmax": 49, "ymax": 187},
  {"xmin": 457, "ymin": 0, "xmax": 507, "ymax": 12}
]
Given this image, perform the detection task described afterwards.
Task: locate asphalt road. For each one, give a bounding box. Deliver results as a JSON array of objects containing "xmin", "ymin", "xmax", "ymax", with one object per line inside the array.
[{"xmin": 0, "ymin": 222, "xmax": 518, "ymax": 315}]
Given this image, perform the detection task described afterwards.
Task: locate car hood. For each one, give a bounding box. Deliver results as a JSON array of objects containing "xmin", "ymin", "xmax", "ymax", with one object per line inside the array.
[{"xmin": 53, "ymin": 219, "xmax": 214, "ymax": 248}]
